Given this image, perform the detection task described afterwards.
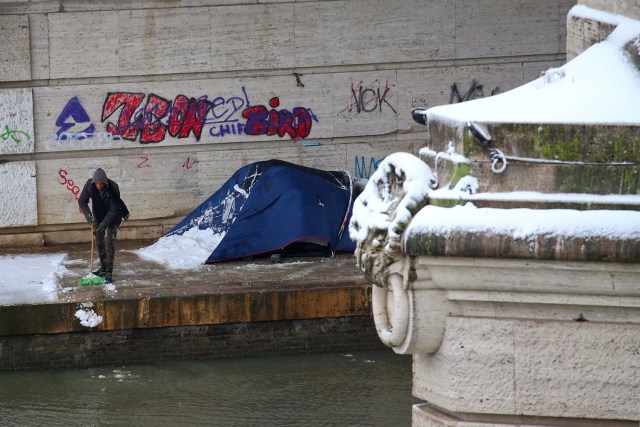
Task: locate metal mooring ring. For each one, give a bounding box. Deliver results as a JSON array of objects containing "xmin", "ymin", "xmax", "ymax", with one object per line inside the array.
[{"xmin": 490, "ymin": 149, "xmax": 508, "ymax": 173}]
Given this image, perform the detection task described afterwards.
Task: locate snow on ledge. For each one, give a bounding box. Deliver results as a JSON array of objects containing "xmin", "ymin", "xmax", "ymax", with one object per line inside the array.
[
  {"xmin": 426, "ymin": 6, "xmax": 640, "ymax": 126},
  {"xmin": 406, "ymin": 203, "xmax": 640, "ymax": 242},
  {"xmin": 429, "ymin": 190, "xmax": 640, "ymax": 206}
]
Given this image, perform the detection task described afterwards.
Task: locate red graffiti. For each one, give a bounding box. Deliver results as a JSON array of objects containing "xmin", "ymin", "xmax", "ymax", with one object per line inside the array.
[
  {"xmin": 168, "ymin": 95, "xmax": 210, "ymax": 140},
  {"xmin": 137, "ymin": 156, "xmax": 150, "ymax": 168},
  {"xmin": 58, "ymin": 168, "xmax": 81, "ymax": 201},
  {"xmin": 141, "ymin": 94, "xmax": 170, "ymax": 143},
  {"xmin": 182, "ymin": 156, "xmax": 197, "ymax": 170},
  {"xmin": 102, "ymin": 93, "xmax": 145, "ymax": 141},
  {"xmin": 102, "ymin": 92, "xmax": 212, "ymax": 143},
  {"xmin": 242, "ymin": 97, "xmax": 314, "ymax": 140}
]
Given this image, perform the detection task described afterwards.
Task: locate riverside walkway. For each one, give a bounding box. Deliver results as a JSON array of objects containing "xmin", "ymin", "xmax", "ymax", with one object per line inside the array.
[{"xmin": 0, "ymin": 241, "xmax": 379, "ymax": 370}]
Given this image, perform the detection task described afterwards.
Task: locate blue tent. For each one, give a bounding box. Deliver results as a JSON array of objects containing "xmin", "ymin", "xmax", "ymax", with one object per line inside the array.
[{"xmin": 166, "ymin": 159, "xmax": 355, "ymax": 263}]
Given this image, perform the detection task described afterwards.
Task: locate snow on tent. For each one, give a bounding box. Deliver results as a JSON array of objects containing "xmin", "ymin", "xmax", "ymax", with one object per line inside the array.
[{"xmin": 166, "ymin": 159, "xmax": 356, "ymax": 263}]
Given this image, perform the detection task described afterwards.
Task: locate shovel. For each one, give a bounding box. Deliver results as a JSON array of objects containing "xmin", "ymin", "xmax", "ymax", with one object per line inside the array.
[{"xmin": 78, "ymin": 223, "xmax": 104, "ymax": 286}]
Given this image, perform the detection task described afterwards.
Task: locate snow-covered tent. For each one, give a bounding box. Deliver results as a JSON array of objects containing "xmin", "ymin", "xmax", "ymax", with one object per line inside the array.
[{"xmin": 166, "ymin": 159, "xmax": 355, "ymax": 262}]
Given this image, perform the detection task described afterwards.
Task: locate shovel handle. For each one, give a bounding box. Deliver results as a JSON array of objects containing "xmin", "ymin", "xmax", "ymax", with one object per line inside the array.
[{"xmin": 90, "ymin": 223, "xmax": 95, "ymax": 273}]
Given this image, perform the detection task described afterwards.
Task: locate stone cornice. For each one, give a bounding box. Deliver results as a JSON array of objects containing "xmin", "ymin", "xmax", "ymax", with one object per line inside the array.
[{"xmin": 405, "ymin": 231, "xmax": 640, "ymax": 263}]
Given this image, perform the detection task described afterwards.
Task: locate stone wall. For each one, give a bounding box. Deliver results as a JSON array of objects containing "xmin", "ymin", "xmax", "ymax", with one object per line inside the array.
[
  {"xmin": 580, "ymin": 0, "xmax": 640, "ymax": 19},
  {"xmin": 567, "ymin": 0, "xmax": 640, "ymax": 59},
  {"xmin": 0, "ymin": 317, "xmax": 384, "ymax": 370},
  {"xmin": 0, "ymin": 0, "xmax": 574, "ymax": 245}
]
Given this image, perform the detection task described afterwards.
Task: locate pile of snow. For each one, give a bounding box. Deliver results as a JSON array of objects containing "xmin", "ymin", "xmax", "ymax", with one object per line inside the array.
[
  {"xmin": 427, "ymin": 6, "xmax": 640, "ymax": 125},
  {"xmin": 0, "ymin": 253, "xmax": 67, "ymax": 305},
  {"xmin": 75, "ymin": 302, "xmax": 103, "ymax": 328},
  {"xmin": 134, "ymin": 227, "xmax": 225, "ymax": 269}
]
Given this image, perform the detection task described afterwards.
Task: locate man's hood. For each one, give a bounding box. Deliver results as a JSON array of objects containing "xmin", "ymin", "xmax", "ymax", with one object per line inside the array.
[{"xmin": 92, "ymin": 168, "xmax": 108, "ymax": 185}]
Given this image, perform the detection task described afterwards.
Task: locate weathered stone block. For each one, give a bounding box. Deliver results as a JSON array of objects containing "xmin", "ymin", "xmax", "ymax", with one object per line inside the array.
[
  {"xmin": 414, "ymin": 316, "xmax": 640, "ymax": 421},
  {"xmin": 117, "ymin": 8, "xmax": 212, "ymax": 76},
  {"xmin": 455, "ymin": 0, "xmax": 564, "ymax": 59},
  {"xmin": 294, "ymin": 0, "xmax": 454, "ymax": 67},
  {"xmin": 209, "ymin": 3, "xmax": 294, "ymax": 71},
  {"xmin": 413, "ymin": 317, "xmax": 518, "ymax": 415},
  {"xmin": 48, "ymin": 11, "xmax": 119, "ymax": 79},
  {"xmin": 566, "ymin": 15, "xmax": 617, "ymax": 60},
  {"xmin": 514, "ymin": 320, "xmax": 640, "ymax": 420},
  {"xmin": 0, "ymin": 88, "xmax": 34, "ymax": 155},
  {"xmin": 0, "ymin": 15, "xmax": 30, "ymax": 81},
  {"xmin": 28, "ymin": 14, "xmax": 50, "ymax": 80},
  {"xmin": 0, "ymin": 161, "xmax": 37, "ymax": 227}
]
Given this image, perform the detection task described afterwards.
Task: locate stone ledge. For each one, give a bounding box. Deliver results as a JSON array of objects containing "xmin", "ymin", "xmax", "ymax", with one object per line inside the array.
[
  {"xmin": 0, "ymin": 218, "xmax": 180, "ymax": 246},
  {"xmin": 412, "ymin": 402, "xmax": 638, "ymax": 427},
  {"xmin": 0, "ymin": 283, "xmax": 372, "ymax": 336},
  {"xmin": 0, "ymin": 232, "xmax": 44, "ymax": 248},
  {"xmin": 405, "ymin": 230, "xmax": 640, "ymax": 263}
]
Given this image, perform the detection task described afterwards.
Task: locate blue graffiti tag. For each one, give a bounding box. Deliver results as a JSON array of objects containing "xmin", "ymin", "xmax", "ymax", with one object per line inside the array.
[
  {"xmin": 55, "ymin": 96, "xmax": 96, "ymax": 139},
  {"xmin": 354, "ymin": 156, "xmax": 385, "ymax": 179}
]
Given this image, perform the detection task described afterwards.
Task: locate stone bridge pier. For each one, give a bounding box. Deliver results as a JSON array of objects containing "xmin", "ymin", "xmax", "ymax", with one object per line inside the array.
[
  {"xmin": 351, "ymin": 152, "xmax": 640, "ymax": 425},
  {"xmin": 349, "ymin": 3, "xmax": 640, "ymax": 423}
]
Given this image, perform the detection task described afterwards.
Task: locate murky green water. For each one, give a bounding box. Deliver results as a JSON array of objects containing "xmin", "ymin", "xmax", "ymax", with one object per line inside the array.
[{"xmin": 0, "ymin": 350, "xmax": 415, "ymax": 426}]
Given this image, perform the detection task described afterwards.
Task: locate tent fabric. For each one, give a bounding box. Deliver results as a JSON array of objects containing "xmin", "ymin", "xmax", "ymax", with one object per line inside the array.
[{"xmin": 166, "ymin": 159, "xmax": 355, "ymax": 263}]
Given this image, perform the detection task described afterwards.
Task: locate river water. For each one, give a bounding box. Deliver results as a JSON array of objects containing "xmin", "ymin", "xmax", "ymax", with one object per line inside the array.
[{"xmin": 0, "ymin": 350, "xmax": 416, "ymax": 426}]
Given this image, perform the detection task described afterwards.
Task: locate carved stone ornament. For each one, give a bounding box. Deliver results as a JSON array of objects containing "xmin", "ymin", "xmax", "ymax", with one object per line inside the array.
[
  {"xmin": 349, "ymin": 153, "xmax": 437, "ymax": 350},
  {"xmin": 349, "ymin": 152, "xmax": 435, "ymax": 287}
]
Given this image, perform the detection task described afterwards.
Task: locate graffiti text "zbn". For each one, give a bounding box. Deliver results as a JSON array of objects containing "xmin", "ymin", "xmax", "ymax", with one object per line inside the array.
[{"xmin": 102, "ymin": 93, "xmax": 213, "ymax": 144}]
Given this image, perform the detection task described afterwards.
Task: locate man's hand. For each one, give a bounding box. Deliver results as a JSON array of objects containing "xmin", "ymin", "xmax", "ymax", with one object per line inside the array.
[
  {"xmin": 84, "ymin": 212, "xmax": 94, "ymax": 225},
  {"xmin": 94, "ymin": 223, "xmax": 106, "ymax": 235}
]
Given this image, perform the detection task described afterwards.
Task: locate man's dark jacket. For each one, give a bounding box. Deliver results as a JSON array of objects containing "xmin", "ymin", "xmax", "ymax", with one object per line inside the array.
[{"xmin": 78, "ymin": 172, "xmax": 128, "ymax": 228}]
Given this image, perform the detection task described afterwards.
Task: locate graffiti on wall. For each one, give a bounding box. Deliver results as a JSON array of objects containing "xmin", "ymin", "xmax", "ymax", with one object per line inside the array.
[
  {"xmin": 42, "ymin": 131, "xmax": 124, "ymax": 151},
  {"xmin": 102, "ymin": 92, "xmax": 214, "ymax": 143},
  {"xmin": 56, "ymin": 96, "xmax": 96, "ymax": 138},
  {"xmin": 0, "ymin": 124, "xmax": 31, "ymax": 144},
  {"xmin": 242, "ymin": 97, "xmax": 318, "ymax": 140},
  {"xmin": 50, "ymin": 88, "xmax": 319, "ymax": 147},
  {"xmin": 354, "ymin": 155, "xmax": 385, "ymax": 179},
  {"xmin": 337, "ymin": 79, "xmax": 397, "ymax": 123},
  {"xmin": 57, "ymin": 153, "xmax": 199, "ymax": 211},
  {"xmin": 57, "ymin": 168, "xmax": 82, "ymax": 201},
  {"xmin": 449, "ymin": 79, "xmax": 499, "ymax": 104},
  {"xmin": 0, "ymin": 88, "xmax": 35, "ymax": 157}
]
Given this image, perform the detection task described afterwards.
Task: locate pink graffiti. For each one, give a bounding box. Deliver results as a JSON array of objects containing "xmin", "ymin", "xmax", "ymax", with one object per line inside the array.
[{"xmin": 242, "ymin": 97, "xmax": 315, "ymax": 140}]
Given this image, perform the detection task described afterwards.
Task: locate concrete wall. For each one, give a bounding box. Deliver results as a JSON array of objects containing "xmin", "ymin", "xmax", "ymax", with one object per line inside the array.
[{"xmin": 0, "ymin": 0, "xmax": 574, "ymax": 244}]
